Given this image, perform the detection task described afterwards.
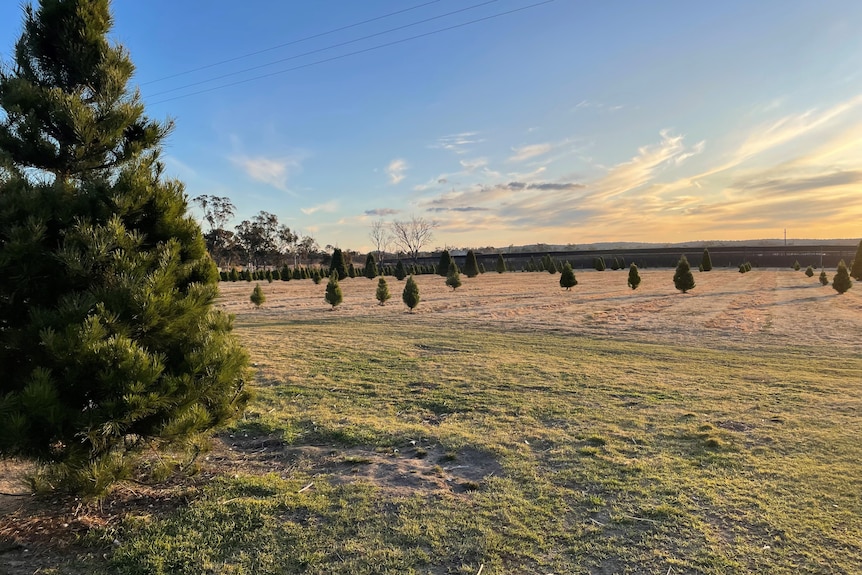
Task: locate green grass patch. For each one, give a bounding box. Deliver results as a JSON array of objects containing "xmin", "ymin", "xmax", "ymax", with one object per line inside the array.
[{"xmin": 101, "ymin": 316, "xmax": 862, "ymax": 574}]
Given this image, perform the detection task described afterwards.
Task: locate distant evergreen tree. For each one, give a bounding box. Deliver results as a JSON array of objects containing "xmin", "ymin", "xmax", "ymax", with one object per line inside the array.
[
  {"xmin": 229, "ymin": 268, "xmax": 240, "ymax": 282},
  {"xmin": 610, "ymin": 257, "xmax": 620, "ymax": 271},
  {"xmin": 446, "ymin": 261, "xmax": 462, "ymax": 290},
  {"xmin": 265, "ymin": 269, "xmax": 273, "ymax": 283},
  {"xmin": 832, "ymin": 260, "xmax": 852, "ymax": 294},
  {"xmin": 281, "ymin": 265, "xmax": 291, "ymax": 281},
  {"xmin": 739, "ymin": 263, "xmax": 747, "ymax": 274},
  {"xmin": 559, "ymin": 262, "xmax": 577, "ymax": 290},
  {"xmin": 293, "ymin": 267, "xmax": 302, "ymax": 280},
  {"xmin": 745, "ymin": 262, "xmax": 752, "ymax": 272},
  {"xmin": 402, "ymin": 275, "xmax": 420, "ymax": 311},
  {"xmin": 627, "ymin": 263, "xmax": 641, "ymax": 290},
  {"xmin": 594, "ymin": 257, "xmax": 606, "ymax": 271},
  {"xmin": 394, "ymin": 260, "xmax": 407, "ymax": 280},
  {"xmin": 673, "ymin": 255, "xmax": 696, "ymax": 293},
  {"xmin": 325, "ymin": 271, "xmax": 343, "ymax": 309},
  {"xmin": 348, "ymin": 263, "xmax": 357, "ymax": 278},
  {"xmin": 437, "ymin": 250, "xmax": 452, "ymax": 277},
  {"xmin": 805, "ymin": 265, "xmax": 814, "ymax": 277},
  {"xmin": 496, "ymin": 254, "xmax": 507, "ymax": 273},
  {"xmin": 312, "ymin": 269, "xmax": 322, "ymax": 284},
  {"xmin": 701, "ymin": 248, "xmax": 713, "ymax": 271},
  {"xmin": 364, "ymin": 253, "xmax": 379, "ymax": 279},
  {"xmin": 793, "ymin": 260, "xmax": 801, "ymax": 271},
  {"xmin": 819, "ymin": 270, "xmax": 829, "ymax": 286},
  {"xmin": 479, "ymin": 263, "xmax": 487, "ymax": 274},
  {"xmin": 375, "ymin": 277, "xmax": 391, "ymax": 305},
  {"xmin": 463, "ymin": 250, "xmax": 480, "ymax": 278},
  {"xmin": 250, "ymin": 284, "xmax": 266, "ymax": 308},
  {"xmin": 850, "ymin": 239, "xmax": 862, "ymax": 280},
  {"xmin": 329, "ymin": 248, "xmax": 349, "ymax": 280},
  {"xmin": 244, "ymin": 269, "xmax": 252, "ymax": 282}
]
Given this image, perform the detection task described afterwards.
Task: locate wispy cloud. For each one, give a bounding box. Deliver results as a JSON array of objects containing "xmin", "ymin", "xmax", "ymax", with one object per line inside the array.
[
  {"xmin": 365, "ymin": 208, "xmax": 400, "ymax": 216},
  {"xmin": 386, "ymin": 158, "xmax": 408, "ymax": 184},
  {"xmin": 230, "ymin": 155, "xmax": 302, "ymax": 194},
  {"xmin": 431, "ymin": 132, "xmax": 484, "ymax": 155},
  {"xmin": 508, "ymin": 143, "xmax": 552, "ymax": 163},
  {"xmin": 300, "ymin": 200, "xmax": 339, "ymax": 215}
]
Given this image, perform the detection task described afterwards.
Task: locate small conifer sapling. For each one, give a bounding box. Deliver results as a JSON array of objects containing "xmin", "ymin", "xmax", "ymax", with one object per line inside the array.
[
  {"xmin": 375, "ymin": 277, "xmax": 391, "ymax": 305},
  {"xmin": 673, "ymin": 255, "xmax": 696, "ymax": 293},
  {"xmin": 805, "ymin": 265, "xmax": 814, "ymax": 277},
  {"xmin": 402, "ymin": 275, "xmax": 420, "ymax": 311},
  {"xmin": 819, "ymin": 270, "xmax": 829, "ymax": 286},
  {"xmin": 251, "ymin": 284, "xmax": 266, "ymax": 308},
  {"xmin": 325, "ymin": 271, "xmax": 343, "ymax": 309},
  {"xmin": 559, "ymin": 262, "xmax": 577, "ymax": 290},
  {"xmin": 627, "ymin": 263, "xmax": 641, "ymax": 290},
  {"xmin": 832, "ymin": 260, "xmax": 853, "ymax": 294},
  {"xmin": 446, "ymin": 262, "xmax": 462, "ymax": 290}
]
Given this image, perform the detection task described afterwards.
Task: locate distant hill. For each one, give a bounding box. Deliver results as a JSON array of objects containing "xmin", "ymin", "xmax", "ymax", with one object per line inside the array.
[{"xmin": 497, "ymin": 238, "xmax": 859, "ymax": 254}]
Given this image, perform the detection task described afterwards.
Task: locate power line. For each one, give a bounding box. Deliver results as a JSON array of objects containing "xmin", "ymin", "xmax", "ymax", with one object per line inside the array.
[
  {"xmin": 146, "ymin": 0, "xmax": 504, "ymax": 99},
  {"xmin": 141, "ymin": 0, "xmax": 443, "ymax": 86},
  {"xmin": 148, "ymin": 0, "xmax": 556, "ymax": 106}
]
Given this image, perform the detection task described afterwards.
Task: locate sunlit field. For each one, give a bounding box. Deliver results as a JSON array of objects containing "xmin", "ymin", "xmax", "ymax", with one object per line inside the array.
[{"xmin": 2, "ymin": 269, "xmax": 861, "ymax": 574}]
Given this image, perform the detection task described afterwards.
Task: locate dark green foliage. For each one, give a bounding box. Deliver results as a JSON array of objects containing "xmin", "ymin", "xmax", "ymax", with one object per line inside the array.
[
  {"xmin": 280, "ymin": 265, "xmax": 291, "ymax": 281},
  {"xmin": 219, "ymin": 271, "xmax": 227, "ymax": 282},
  {"xmin": 746, "ymin": 262, "xmax": 752, "ymax": 272},
  {"xmin": 610, "ymin": 258, "xmax": 620, "ymax": 271},
  {"xmin": 375, "ymin": 277, "xmax": 391, "ymax": 305},
  {"xmin": 627, "ymin": 263, "xmax": 641, "ymax": 290},
  {"xmin": 851, "ymin": 240, "xmax": 862, "ymax": 280},
  {"xmin": 496, "ymin": 254, "xmax": 507, "ymax": 273},
  {"xmin": 673, "ymin": 256, "xmax": 696, "ymax": 293},
  {"xmin": 348, "ymin": 263, "xmax": 357, "ymax": 278},
  {"xmin": 229, "ymin": 268, "xmax": 240, "ymax": 282},
  {"xmin": 0, "ymin": 0, "xmax": 249, "ymax": 491},
  {"xmin": 265, "ymin": 269, "xmax": 273, "ymax": 283},
  {"xmin": 402, "ymin": 275, "xmax": 420, "ymax": 311},
  {"xmin": 446, "ymin": 262, "xmax": 462, "ymax": 290},
  {"xmin": 364, "ymin": 253, "xmax": 378, "ymax": 279},
  {"xmin": 819, "ymin": 270, "xmax": 829, "ymax": 286},
  {"xmin": 805, "ymin": 266, "xmax": 814, "ymax": 277},
  {"xmin": 832, "ymin": 260, "xmax": 852, "ymax": 294},
  {"xmin": 293, "ymin": 267, "xmax": 302, "ymax": 280},
  {"xmin": 312, "ymin": 270, "xmax": 322, "ymax": 284},
  {"xmin": 739, "ymin": 263, "xmax": 747, "ymax": 274},
  {"xmin": 243, "ymin": 269, "xmax": 252, "ymax": 282},
  {"xmin": 463, "ymin": 250, "xmax": 480, "ymax": 278},
  {"xmin": 701, "ymin": 249, "xmax": 713, "ymax": 272},
  {"xmin": 394, "ymin": 261, "xmax": 407, "ymax": 280},
  {"xmin": 559, "ymin": 263, "xmax": 577, "ymax": 290},
  {"xmin": 479, "ymin": 263, "xmax": 486, "ymax": 274},
  {"xmin": 329, "ymin": 248, "xmax": 349, "ymax": 280},
  {"xmin": 325, "ymin": 271, "xmax": 343, "ymax": 309},
  {"xmin": 250, "ymin": 284, "xmax": 266, "ymax": 307},
  {"xmin": 594, "ymin": 257, "xmax": 606, "ymax": 271},
  {"xmin": 528, "ymin": 257, "xmax": 538, "ymax": 272},
  {"xmin": 437, "ymin": 250, "xmax": 452, "ymax": 277},
  {"xmin": 793, "ymin": 260, "xmax": 801, "ymax": 271}
]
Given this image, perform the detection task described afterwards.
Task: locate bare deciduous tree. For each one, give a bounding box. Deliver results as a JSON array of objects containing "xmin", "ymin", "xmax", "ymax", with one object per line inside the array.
[
  {"xmin": 368, "ymin": 219, "xmax": 393, "ymax": 263},
  {"xmin": 391, "ymin": 216, "xmax": 437, "ymax": 262}
]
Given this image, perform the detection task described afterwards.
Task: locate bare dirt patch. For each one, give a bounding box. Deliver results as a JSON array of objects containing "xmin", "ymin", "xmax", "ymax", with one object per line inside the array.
[{"xmin": 208, "ymin": 433, "xmax": 502, "ymax": 497}]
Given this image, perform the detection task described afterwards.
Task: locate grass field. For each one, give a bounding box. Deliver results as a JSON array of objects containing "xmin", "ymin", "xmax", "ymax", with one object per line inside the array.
[{"xmin": 2, "ymin": 270, "xmax": 861, "ymax": 574}]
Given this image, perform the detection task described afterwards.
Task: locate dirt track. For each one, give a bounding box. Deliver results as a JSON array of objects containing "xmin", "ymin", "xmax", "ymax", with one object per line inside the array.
[{"xmin": 218, "ymin": 268, "xmax": 862, "ymax": 353}]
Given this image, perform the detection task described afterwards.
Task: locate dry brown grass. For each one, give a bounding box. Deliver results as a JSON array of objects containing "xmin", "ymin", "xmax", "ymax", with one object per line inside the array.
[{"xmin": 219, "ymin": 269, "xmax": 862, "ymax": 351}]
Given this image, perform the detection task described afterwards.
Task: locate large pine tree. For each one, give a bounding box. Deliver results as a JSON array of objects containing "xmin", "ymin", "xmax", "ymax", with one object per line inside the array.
[
  {"xmin": 0, "ymin": 0, "xmax": 249, "ymax": 491},
  {"xmin": 559, "ymin": 262, "xmax": 577, "ymax": 290},
  {"xmin": 329, "ymin": 248, "xmax": 349, "ymax": 280},
  {"xmin": 363, "ymin": 252, "xmax": 378, "ymax": 279}
]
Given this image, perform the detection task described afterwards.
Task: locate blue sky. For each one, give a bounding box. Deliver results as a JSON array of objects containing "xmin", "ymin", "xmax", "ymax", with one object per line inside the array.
[{"xmin": 2, "ymin": 0, "xmax": 862, "ymax": 251}]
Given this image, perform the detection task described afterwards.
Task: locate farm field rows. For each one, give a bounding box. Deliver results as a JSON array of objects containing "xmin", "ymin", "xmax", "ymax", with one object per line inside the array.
[{"xmin": 2, "ymin": 269, "xmax": 861, "ymax": 574}]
